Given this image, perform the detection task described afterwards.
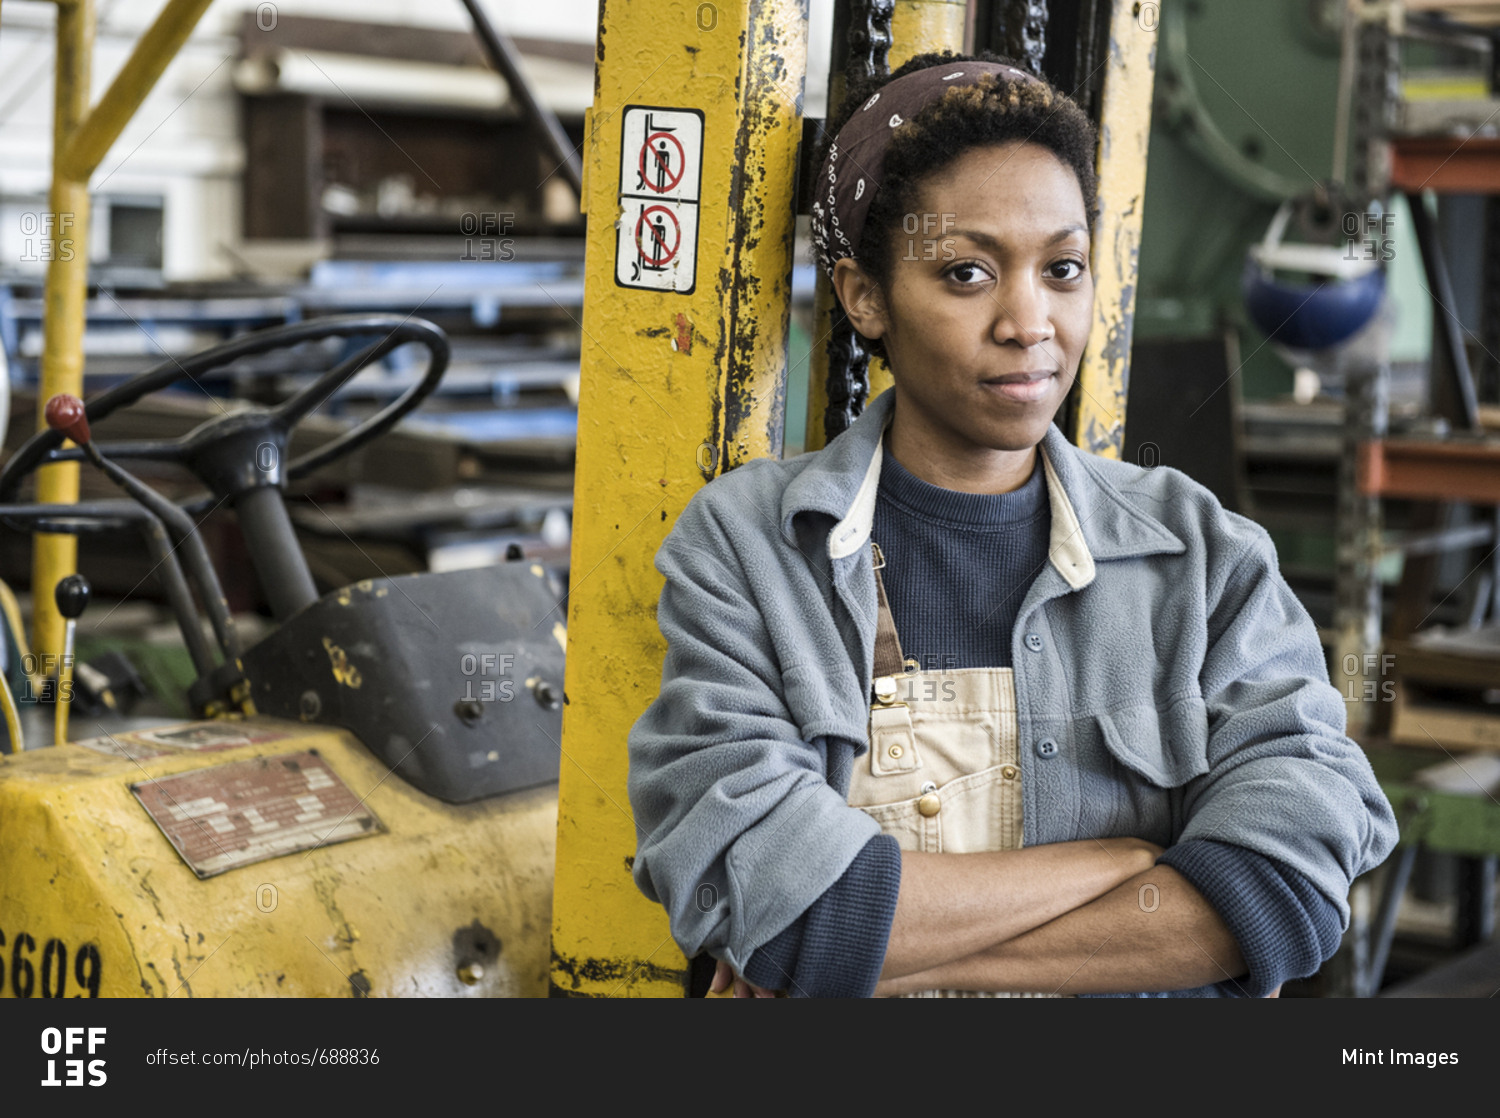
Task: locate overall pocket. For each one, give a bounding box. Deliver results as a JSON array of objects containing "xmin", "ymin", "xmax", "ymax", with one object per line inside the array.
[{"xmin": 854, "ymin": 763, "xmax": 1019, "ymax": 854}]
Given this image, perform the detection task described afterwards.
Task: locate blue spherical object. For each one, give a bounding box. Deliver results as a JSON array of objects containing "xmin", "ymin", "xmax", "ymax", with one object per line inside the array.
[{"xmin": 1241, "ymin": 257, "xmax": 1386, "ymax": 351}]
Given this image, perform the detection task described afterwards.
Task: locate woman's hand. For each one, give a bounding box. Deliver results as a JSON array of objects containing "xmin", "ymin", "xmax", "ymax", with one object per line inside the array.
[
  {"xmin": 1106, "ymin": 837, "xmax": 1166, "ymax": 867},
  {"xmin": 709, "ymin": 959, "xmax": 781, "ymax": 998}
]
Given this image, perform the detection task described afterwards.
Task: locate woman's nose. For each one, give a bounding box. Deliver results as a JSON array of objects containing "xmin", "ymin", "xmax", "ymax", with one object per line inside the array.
[{"xmin": 990, "ymin": 280, "xmax": 1057, "ymax": 349}]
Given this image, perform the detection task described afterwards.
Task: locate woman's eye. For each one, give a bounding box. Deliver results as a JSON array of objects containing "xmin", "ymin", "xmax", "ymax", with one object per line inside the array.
[
  {"xmin": 946, "ymin": 262, "xmax": 991, "ymax": 285},
  {"xmin": 1049, "ymin": 259, "xmax": 1087, "ymax": 281}
]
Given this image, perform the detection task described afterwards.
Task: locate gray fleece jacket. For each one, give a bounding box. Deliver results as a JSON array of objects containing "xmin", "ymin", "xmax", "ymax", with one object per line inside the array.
[{"xmin": 627, "ymin": 388, "xmax": 1398, "ymax": 977}]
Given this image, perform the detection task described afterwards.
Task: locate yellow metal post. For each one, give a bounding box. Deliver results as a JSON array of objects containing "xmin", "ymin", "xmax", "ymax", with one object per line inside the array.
[
  {"xmin": 32, "ymin": 0, "xmax": 96, "ymax": 662},
  {"xmin": 31, "ymin": 0, "xmax": 217, "ymax": 661},
  {"xmin": 58, "ymin": 0, "xmax": 216, "ymax": 183},
  {"xmin": 1072, "ymin": 0, "xmax": 1157, "ymax": 458},
  {"xmin": 804, "ymin": 0, "xmax": 966, "ymax": 452},
  {"xmin": 549, "ymin": 0, "xmax": 807, "ymax": 996}
]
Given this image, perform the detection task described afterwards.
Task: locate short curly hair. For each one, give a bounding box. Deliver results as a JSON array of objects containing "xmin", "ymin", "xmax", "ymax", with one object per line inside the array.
[{"xmin": 822, "ymin": 50, "xmax": 1100, "ymax": 360}]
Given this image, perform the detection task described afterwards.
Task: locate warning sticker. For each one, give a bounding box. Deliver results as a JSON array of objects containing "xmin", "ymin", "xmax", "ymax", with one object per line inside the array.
[
  {"xmin": 131, "ymin": 751, "xmax": 383, "ymax": 878},
  {"xmin": 134, "ymin": 722, "xmax": 290, "ymax": 753},
  {"xmin": 74, "ymin": 733, "xmax": 175, "ymax": 762},
  {"xmin": 616, "ymin": 106, "xmax": 704, "ymax": 294},
  {"xmin": 75, "ymin": 721, "xmax": 290, "ymax": 761}
]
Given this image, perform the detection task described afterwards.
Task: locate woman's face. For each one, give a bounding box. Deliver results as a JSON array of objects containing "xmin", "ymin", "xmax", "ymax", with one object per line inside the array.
[{"xmin": 836, "ymin": 141, "xmax": 1093, "ymax": 455}]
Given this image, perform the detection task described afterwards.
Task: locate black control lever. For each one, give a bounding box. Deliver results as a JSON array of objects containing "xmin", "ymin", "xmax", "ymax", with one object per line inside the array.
[
  {"xmin": 54, "ymin": 572, "xmax": 91, "ymax": 619},
  {"xmin": 52, "ymin": 573, "xmax": 88, "ymax": 746},
  {"xmin": 0, "ymin": 500, "xmax": 219, "ymax": 712},
  {"xmin": 43, "ymin": 395, "xmax": 250, "ymax": 716}
]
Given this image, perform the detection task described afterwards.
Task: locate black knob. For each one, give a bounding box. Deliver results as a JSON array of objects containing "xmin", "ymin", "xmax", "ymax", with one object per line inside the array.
[{"xmin": 55, "ymin": 574, "xmax": 91, "ymax": 620}]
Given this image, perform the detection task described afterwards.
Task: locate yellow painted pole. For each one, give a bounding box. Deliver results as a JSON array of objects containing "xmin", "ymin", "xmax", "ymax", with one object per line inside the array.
[
  {"xmin": 549, "ymin": 0, "xmax": 807, "ymax": 997},
  {"xmin": 32, "ymin": 0, "xmax": 95, "ymax": 661},
  {"xmin": 0, "ymin": 676, "xmax": 23, "ymax": 754},
  {"xmin": 1072, "ymin": 0, "xmax": 1158, "ymax": 458},
  {"xmin": 58, "ymin": 0, "xmax": 216, "ymax": 182},
  {"xmin": 804, "ymin": 0, "xmax": 966, "ymax": 452},
  {"xmin": 32, "ymin": 0, "xmax": 217, "ymax": 662}
]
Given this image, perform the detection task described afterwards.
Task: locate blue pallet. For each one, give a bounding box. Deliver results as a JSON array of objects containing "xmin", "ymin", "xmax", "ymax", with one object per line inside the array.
[{"xmin": 404, "ymin": 407, "xmax": 578, "ymax": 443}]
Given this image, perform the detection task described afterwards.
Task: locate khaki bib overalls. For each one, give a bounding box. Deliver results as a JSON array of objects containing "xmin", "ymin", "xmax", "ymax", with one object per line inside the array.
[{"xmin": 848, "ymin": 543, "xmax": 1065, "ymax": 998}]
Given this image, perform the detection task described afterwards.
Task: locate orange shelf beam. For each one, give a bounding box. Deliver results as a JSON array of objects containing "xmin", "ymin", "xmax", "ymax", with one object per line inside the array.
[
  {"xmin": 1390, "ymin": 136, "xmax": 1500, "ymax": 194},
  {"xmin": 1359, "ymin": 438, "xmax": 1500, "ymax": 503}
]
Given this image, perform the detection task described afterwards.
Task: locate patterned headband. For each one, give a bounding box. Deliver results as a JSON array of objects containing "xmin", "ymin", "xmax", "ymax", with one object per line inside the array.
[{"xmin": 809, "ymin": 61, "xmax": 1041, "ymax": 279}]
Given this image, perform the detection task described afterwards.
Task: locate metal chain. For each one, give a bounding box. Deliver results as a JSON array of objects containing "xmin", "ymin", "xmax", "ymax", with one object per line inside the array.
[
  {"xmin": 1335, "ymin": 353, "xmax": 1389, "ymax": 734},
  {"xmin": 824, "ymin": 310, "xmax": 871, "ymax": 444},
  {"xmin": 1484, "ymin": 202, "xmax": 1500, "ymax": 407},
  {"xmin": 823, "ymin": 0, "xmax": 894, "ymax": 443},
  {"xmin": 845, "ymin": 0, "xmax": 895, "ymax": 83},
  {"xmin": 1004, "ymin": 0, "xmax": 1050, "ymax": 77},
  {"xmin": 1349, "ymin": 12, "xmax": 1398, "ymax": 209},
  {"xmin": 1334, "ymin": 8, "xmax": 1395, "ymax": 734},
  {"xmin": 1482, "ymin": 32, "xmax": 1500, "ymax": 405}
]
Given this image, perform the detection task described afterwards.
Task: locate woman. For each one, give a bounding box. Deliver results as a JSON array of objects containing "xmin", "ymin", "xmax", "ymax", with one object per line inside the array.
[{"xmin": 626, "ymin": 51, "xmax": 1397, "ymax": 998}]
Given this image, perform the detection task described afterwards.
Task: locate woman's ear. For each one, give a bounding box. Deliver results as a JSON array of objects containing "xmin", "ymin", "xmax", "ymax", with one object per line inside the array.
[{"xmin": 831, "ymin": 258, "xmax": 887, "ymax": 341}]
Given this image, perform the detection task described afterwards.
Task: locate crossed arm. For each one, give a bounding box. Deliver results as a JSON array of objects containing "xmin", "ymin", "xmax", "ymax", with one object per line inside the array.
[
  {"xmin": 875, "ymin": 850, "xmax": 1246, "ymax": 996},
  {"xmin": 712, "ymin": 839, "xmax": 1248, "ymax": 997}
]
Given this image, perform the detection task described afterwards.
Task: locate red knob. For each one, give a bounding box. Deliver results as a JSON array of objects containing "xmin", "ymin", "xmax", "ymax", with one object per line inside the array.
[{"xmin": 44, "ymin": 394, "xmax": 91, "ymax": 446}]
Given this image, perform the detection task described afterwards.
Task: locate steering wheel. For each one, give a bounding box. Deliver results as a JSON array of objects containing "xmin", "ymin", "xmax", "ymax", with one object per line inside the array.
[{"xmin": 0, "ymin": 314, "xmax": 450, "ymax": 509}]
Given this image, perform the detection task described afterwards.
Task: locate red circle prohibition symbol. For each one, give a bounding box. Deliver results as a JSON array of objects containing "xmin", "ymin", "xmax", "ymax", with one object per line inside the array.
[
  {"xmin": 640, "ymin": 131, "xmax": 686, "ymax": 194},
  {"xmin": 635, "ymin": 206, "xmax": 681, "ymax": 264}
]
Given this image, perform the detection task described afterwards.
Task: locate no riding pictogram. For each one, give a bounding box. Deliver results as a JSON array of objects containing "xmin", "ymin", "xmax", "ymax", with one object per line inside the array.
[
  {"xmin": 638, "ymin": 127, "xmax": 686, "ymax": 195},
  {"xmin": 632, "ymin": 205, "xmax": 681, "ymax": 279}
]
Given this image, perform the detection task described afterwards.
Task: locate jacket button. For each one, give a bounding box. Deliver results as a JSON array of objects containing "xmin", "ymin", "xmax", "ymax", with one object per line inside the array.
[
  {"xmin": 1001, "ymin": 764, "xmax": 1019, "ymax": 780},
  {"xmin": 917, "ymin": 794, "xmax": 941, "ymax": 817},
  {"xmin": 1035, "ymin": 738, "xmax": 1059, "ymax": 759},
  {"xmin": 1025, "ymin": 633, "xmax": 1043, "ymax": 652}
]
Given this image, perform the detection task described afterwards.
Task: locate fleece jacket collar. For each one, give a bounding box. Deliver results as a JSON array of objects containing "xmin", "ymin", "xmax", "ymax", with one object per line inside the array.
[{"xmin": 779, "ymin": 388, "xmax": 1185, "ymax": 589}]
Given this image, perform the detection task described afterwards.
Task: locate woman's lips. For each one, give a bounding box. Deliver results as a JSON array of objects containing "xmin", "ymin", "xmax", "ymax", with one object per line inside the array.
[{"xmin": 982, "ymin": 371, "xmax": 1057, "ymax": 403}]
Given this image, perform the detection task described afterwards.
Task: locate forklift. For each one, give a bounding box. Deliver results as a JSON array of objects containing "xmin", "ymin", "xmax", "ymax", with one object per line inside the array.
[
  {"xmin": 0, "ymin": 0, "xmax": 1156, "ymax": 997},
  {"xmin": 0, "ymin": 316, "xmax": 565, "ymax": 997}
]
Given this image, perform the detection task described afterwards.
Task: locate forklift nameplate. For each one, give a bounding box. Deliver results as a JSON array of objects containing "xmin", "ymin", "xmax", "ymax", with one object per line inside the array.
[
  {"xmin": 131, "ymin": 751, "xmax": 384, "ymax": 878},
  {"xmin": 615, "ymin": 105, "xmax": 704, "ymax": 294}
]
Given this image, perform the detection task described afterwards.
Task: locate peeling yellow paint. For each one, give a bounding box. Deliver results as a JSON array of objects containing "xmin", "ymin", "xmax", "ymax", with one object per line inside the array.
[
  {"xmin": 322, "ymin": 637, "xmax": 363, "ymax": 689},
  {"xmin": 1075, "ymin": 1, "xmax": 1157, "ymax": 458}
]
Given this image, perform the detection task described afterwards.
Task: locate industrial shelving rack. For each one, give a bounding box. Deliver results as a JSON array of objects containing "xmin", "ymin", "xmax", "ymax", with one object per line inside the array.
[{"xmin": 1332, "ymin": 0, "xmax": 1500, "ymax": 997}]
